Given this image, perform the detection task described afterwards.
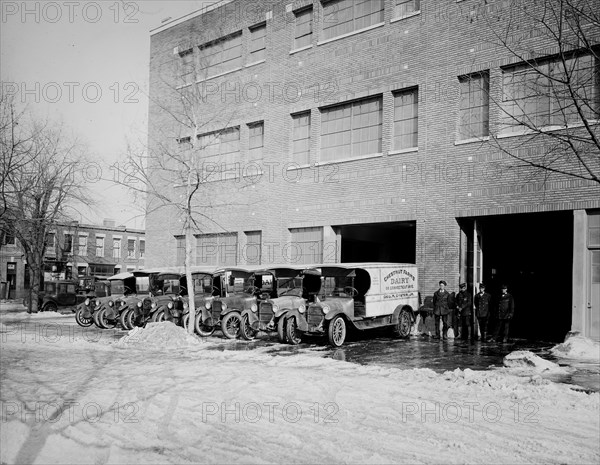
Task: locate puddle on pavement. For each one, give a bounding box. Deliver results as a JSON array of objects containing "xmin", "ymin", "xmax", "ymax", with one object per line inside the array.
[{"xmin": 205, "ymin": 333, "xmax": 600, "ymax": 393}]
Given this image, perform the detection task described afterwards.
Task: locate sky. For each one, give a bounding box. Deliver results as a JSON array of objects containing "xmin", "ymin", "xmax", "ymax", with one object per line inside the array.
[{"xmin": 1, "ymin": 0, "xmax": 217, "ymax": 229}]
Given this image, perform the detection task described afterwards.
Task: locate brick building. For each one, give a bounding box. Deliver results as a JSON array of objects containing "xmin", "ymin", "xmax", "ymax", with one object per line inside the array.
[
  {"xmin": 0, "ymin": 219, "xmax": 145, "ymax": 299},
  {"xmin": 146, "ymin": 0, "xmax": 600, "ymax": 341}
]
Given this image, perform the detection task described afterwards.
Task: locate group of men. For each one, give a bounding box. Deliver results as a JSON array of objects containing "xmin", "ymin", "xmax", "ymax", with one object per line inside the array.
[{"xmin": 430, "ymin": 280, "xmax": 515, "ymax": 342}]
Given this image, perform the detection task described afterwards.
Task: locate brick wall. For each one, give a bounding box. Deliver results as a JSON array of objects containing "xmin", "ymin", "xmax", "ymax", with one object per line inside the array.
[{"xmin": 147, "ymin": 0, "xmax": 600, "ymax": 294}]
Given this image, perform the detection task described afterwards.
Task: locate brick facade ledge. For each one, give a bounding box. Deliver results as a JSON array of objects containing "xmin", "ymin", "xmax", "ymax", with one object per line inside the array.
[{"xmin": 457, "ymin": 199, "xmax": 600, "ymax": 217}]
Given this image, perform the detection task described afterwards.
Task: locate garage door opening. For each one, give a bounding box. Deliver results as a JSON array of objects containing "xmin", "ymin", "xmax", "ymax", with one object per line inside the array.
[
  {"xmin": 336, "ymin": 221, "xmax": 416, "ymax": 263},
  {"xmin": 462, "ymin": 211, "xmax": 572, "ymax": 342}
]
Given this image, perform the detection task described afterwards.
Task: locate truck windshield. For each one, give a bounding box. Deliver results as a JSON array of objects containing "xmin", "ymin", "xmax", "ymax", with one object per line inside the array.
[
  {"xmin": 111, "ymin": 280, "xmax": 125, "ymax": 294},
  {"xmin": 321, "ymin": 275, "xmax": 355, "ymax": 297},
  {"xmin": 192, "ymin": 274, "xmax": 213, "ymax": 295}
]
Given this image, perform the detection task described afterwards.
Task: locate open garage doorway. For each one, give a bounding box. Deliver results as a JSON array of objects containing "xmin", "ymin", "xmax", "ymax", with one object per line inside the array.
[
  {"xmin": 462, "ymin": 211, "xmax": 573, "ymax": 342},
  {"xmin": 335, "ymin": 221, "xmax": 416, "ymax": 263}
]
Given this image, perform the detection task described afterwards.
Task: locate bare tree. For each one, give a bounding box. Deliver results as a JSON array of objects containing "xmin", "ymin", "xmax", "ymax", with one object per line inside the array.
[
  {"xmin": 0, "ymin": 96, "xmax": 93, "ymax": 312},
  {"xmin": 466, "ymin": 0, "xmax": 599, "ymax": 183},
  {"xmin": 115, "ymin": 31, "xmax": 257, "ymax": 334}
]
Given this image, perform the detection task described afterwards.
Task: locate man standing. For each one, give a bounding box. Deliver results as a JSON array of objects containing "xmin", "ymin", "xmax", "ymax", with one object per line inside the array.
[
  {"xmin": 495, "ymin": 284, "xmax": 515, "ymax": 342},
  {"xmin": 432, "ymin": 280, "xmax": 451, "ymax": 340},
  {"xmin": 474, "ymin": 283, "xmax": 491, "ymax": 341},
  {"xmin": 456, "ymin": 283, "xmax": 473, "ymax": 340}
]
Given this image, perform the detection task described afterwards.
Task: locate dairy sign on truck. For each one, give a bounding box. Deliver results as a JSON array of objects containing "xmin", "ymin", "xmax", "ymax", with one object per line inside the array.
[
  {"xmin": 285, "ymin": 262, "xmax": 420, "ymax": 347},
  {"xmin": 366, "ymin": 265, "xmax": 419, "ymax": 316}
]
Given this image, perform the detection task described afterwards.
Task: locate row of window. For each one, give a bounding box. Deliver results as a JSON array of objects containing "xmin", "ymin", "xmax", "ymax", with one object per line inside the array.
[
  {"xmin": 182, "ymin": 52, "xmax": 597, "ymax": 167},
  {"xmin": 175, "ymin": 228, "xmax": 322, "ymax": 266},
  {"xmin": 45, "ymin": 233, "xmax": 145, "ymax": 260},
  {"xmin": 177, "ymin": 0, "xmax": 420, "ymax": 85}
]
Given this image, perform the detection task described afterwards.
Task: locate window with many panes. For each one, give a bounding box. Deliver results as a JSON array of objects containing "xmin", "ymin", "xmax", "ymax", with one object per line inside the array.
[
  {"xmin": 289, "ymin": 227, "xmax": 323, "ymax": 264},
  {"xmin": 113, "ymin": 238, "xmax": 121, "ymax": 259},
  {"xmin": 394, "ymin": 0, "xmax": 420, "ymax": 18},
  {"xmin": 248, "ymin": 122, "xmax": 264, "ymax": 161},
  {"xmin": 64, "ymin": 234, "xmax": 73, "ymax": 254},
  {"xmin": 139, "ymin": 240, "xmax": 145, "ymax": 259},
  {"xmin": 293, "ymin": 7, "xmax": 313, "ymax": 49},
  {"xmin": 197, "ymin": 127, "xmax": 240, "ymax": 165},
  {"xmin": 178, "ymin": 48, "xmax": 195, "ymax": 86},
  {"xmin": 292, "ymin": 112, "xmax": 311, "ymax": 165},
  {"xmin": 176, "ymin": 236, "xmax": 185, "ymax": 266},
  {"xmin": 196, "ymin": 233, "xmax": 238, "ymax": 266},
  {"xmin": 127, "ymin": 239, "xmax": 136, "ymax": 259},
  {"xmin": 393, "ymin": 88, "xmax": 419, "ymax": 150},
  {"xmin": 198, "ymin": 32, "xmax": 242, "ymax": 78},
  {"xmin": 245, "ymin": 231, "xmax": 262, "ymax": 265},
  {"xmin": 500, "ymin": 54, "xmax": 599, "ymax": 134},
  {"xmin": 95, "ymin": 236, "xmax": 105, "ymax": 257},
  {"xmin": 458, "ymin": 72, "xmax": 489, "ymax": 140},
  {"xmin": 78, "ymin": 235, "xmax": 87, "ymax": 256},
  {"xmin": 321, "ymin": 96, "xmax": 382, "ymax": 162},
  {"xmin": 249, "ymin": 23, "xmax": 266, "ymax": 63},
  {"xmin": 322, "ymin": 0, "xmax": 384, "ymax": 41}
]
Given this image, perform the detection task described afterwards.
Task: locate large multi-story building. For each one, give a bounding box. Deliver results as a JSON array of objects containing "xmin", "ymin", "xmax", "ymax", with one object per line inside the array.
[
  {"xmin": 146, "ymin": 0, "xmax": 600, "ymax": 341},
  {"xmin": 0, "ymin": 219, "xmax": 145, "ymax": 299}
]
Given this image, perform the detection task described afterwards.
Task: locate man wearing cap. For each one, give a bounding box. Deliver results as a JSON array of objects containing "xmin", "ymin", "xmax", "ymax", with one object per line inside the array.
[
  {"xmin": 432, "ymin": 280, "xmax": 451, "ymax": 340},
  {"xmin": 456, "ymin": 283, "xmax": 473, "ymax": 340},
  {"xmin": 495, "ymin": 284, "xmax": 515, "ymax": 342},
  {"xmin": 474, "ymin": 283, "xmax": 492, "ymax": 341}
]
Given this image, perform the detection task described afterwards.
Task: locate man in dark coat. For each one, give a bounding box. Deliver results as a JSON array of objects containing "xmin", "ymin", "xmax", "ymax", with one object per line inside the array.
[
  {"xmin": 474, "ymin": 283, "xmax": 492, "ymax": 341},
  {"xmin": 494, "ymin": 284, "xmax": 515, "ymax": 342},
  {"xmin": 456, "ymin": 283, "xmax": 473, "ymax": 340},
  {"xmin": 432, "ymin": 280, "xmax": 451, "ymax": 340}
]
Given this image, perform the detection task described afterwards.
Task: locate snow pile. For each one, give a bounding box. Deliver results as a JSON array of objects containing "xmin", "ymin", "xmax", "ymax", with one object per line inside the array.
[
  {"xmin": 551, "ymin": 334, "xmax": 600, "ymax": 360},
  {"xmin": 116, "ymin": 322, "xmax": 204, "ymax": 349},
  {"xmin": 0, "ymin": 311, "xmax": 70, "ymax": 320},
  {"xmin": 503, "ymin": 350, "xmax": 567, "ymax": 373}
]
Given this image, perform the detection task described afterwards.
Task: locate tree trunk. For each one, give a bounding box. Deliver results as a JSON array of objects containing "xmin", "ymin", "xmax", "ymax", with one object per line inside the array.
[
  {"xmin": 28, "ymin": 259, "xmax": 41, "ymax": 313},
  {"xmin": 185, "ymin": 172, "xmax": 196, "ymax": 335}
]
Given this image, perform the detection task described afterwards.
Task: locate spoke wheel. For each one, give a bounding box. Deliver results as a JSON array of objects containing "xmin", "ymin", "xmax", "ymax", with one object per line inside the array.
[
  {"xmin": 94, "ymin": 308, "xmax": 105, "ymax": 329},
  {"xmin": 221, "ymin": 312, "xmax": 241, "ymax": 339},
  {"xmin": 195, "ymin": 312, "xmax": 215, "ymax": 337},
  {"xmin": 119, "ymin": 308, "xmax": 131, "ymax": 330},
  {"xmin": 125, "ymin": 308, "xmax": 137, "ymax": 329},
  {"xmin": 327, "ymin": 315, "xmax": 346, "ymax": 347},
  {"xmin": 277, "ymin": 316, "xmax": 287, "ymax": 343},
  {"xmin": 99, "ymin": 308, "xmax": 116, "ymax": 329},
  {"xmin": 75, "ymin": 308, "xmax": 93, "ymax": 327},
  {"xmin": 152, "ymin": 310, "xmax": 165, "ymax": 323},
  {"xmin": 44, "ymin": 302, "xmax": 57, "ymax": 313},
  {"xmin": 286, "ymin": 318, "xmax": 302, "ymax": 345},
  {"xmin": 392, "ymin": 309, "xmax": 413, "ymax": 338},
  {"xmin": 240, "ymin": 314, "xmax": 257, "ymax": 341}
]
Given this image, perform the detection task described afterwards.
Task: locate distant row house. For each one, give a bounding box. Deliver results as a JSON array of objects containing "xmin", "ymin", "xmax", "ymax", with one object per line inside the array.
[{"xmin": 0, "ymin": 219, "xmax": 145, "ymax": 299}]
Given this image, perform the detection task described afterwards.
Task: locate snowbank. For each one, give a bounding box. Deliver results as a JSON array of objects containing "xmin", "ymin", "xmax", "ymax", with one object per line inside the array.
[
  {"xmin": 0, "ymin": 311, "xmax": 71, "ymax": 320},
  {"xmin": 1, "ymin": 319, "xmax": 599, "ymax": 464},
  {"xmin": 115, "ymin": 322, "xmax": 205, "ymax": 349},
  {"xmin": 503, "ymin": 350, "xmax": 568, "ymax": 374},
  {"xmin": 551, "ymin": 334, "xmax": 600, "ymax": 361}
]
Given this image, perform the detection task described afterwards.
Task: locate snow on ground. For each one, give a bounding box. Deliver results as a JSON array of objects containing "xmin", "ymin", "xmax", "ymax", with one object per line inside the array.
[
  {"xmin": 503, "ymin": 351, "xmax": 569, "ymax": 374},
  {"xmin": 551, "ymin": 333, "xmax": 600, "ymax": 360},
  {"xmin": 1, "ymin": 318, "xmax": 599, "ymax": 464}
]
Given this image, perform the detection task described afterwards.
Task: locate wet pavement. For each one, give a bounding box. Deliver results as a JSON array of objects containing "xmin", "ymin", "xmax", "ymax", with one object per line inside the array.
[{"xmin": 204, "ymin": 332, "xmax": 600, "ymax": 393}]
